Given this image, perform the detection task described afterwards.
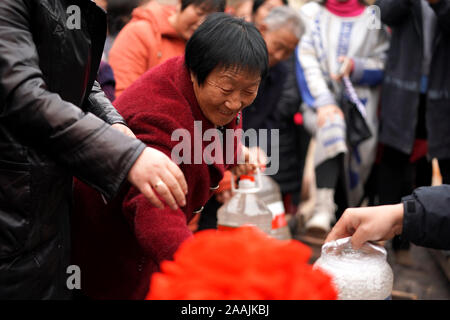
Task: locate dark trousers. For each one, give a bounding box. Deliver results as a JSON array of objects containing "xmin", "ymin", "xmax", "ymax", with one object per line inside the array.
[
  {"xmin": 377, "ymin": 94, "xmax": 441, "ymax": 250},
  {"xmin": 439, "ymin": 159, "xmax": 450, "ymax": 184},
  {"xmin": 377, "ymin": 145, "xmax": 432, "ymax": 250}
]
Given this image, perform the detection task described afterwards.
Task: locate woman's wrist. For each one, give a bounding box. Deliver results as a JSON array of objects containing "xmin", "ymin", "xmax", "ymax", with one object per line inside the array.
[{"xmin": 391, "ymin": 203, "xmax": 405, "ymax": 236}]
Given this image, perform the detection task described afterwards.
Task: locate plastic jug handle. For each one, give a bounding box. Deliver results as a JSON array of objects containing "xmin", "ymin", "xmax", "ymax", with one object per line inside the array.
[{"xmin": 231, "ymin": 166, "xmax": 262, "ymax": 193}]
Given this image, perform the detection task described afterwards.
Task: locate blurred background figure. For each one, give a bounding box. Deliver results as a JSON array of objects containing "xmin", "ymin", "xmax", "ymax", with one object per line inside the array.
[
  {"xmin": 243, "ymin": 6, "xmax": 307, "ymax": 217},
  {"xmin": 270, "ymin": 54, "xmax": 311, "ymax": 219},
  {"xmin": 297, "ymin": 0, "xmax": 389, "ymax": 239},
  {"xmin": 226, "ymin": 0, "xmax": 254, "ymax": 21},
  {"xmin": 252, "ymin": 0, "xmax": 288, "ymax": 28},
  {"xmin": 96, "ymin": 0, "xmax": 147, "ymax": 102},
  {"xmin": 104, "ymin": 0, "xmax": 147, "ymax": 60},
  {"xmin": 375, "ymin": 0, "xmax": 450, "ymax": 266},
  {"xmin": 109, "ymin": 0, "xmax": 226, "ymax": 97}
]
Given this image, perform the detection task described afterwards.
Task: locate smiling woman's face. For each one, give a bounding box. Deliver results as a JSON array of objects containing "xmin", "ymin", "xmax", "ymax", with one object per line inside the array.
[
  {"xmin": 191, "ymin": 66, "xmax": 261, "ymax": 127},
  {"xmin": 176, "ymin": 4, "xmax": 212, "ymax": 40}
]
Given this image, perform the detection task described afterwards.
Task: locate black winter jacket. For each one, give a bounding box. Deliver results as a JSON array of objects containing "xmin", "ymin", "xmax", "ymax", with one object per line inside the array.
[
  {"xmin": 0, "ymin": 0, "xmax": 146, "ymax": 299},
  {"xmin": 272, "ymin": 55, "xmax": 311, "ymax": 195},
  {"xmin": 375, "ymin": 0, "xmax": 450, "ymax": 159},
  {"xmin": 242, "ymin": 61, "xmax": 287, "ymax": 156},
  {"xmin": 402, "ymin": 184, "xmax": 450, "ymax": 249}
]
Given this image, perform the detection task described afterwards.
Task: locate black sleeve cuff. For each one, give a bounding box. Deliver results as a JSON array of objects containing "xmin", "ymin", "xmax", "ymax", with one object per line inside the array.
[{"xmin": 401, "ymin": 193, "xmax": 425, "ymax": 244}]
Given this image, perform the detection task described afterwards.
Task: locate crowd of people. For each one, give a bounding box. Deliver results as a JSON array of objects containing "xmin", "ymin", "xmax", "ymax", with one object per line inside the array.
[{"xmin": 0, "ymin": 0, "xmax": 449, "ymax": 300}]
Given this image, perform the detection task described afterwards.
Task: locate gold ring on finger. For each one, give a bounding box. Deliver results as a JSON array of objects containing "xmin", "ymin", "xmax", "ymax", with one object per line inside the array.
[{"xmin": 153, "ymin": 180, "xmax": 164, "ymax": 189}]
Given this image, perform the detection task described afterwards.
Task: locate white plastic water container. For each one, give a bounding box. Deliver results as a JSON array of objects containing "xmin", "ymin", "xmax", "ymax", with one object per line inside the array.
[
  {"xmin": 313, "ymin": 237, "xmax": 394, "ymax": 300},
  {"xmin": 256, "ymin": 175, "xmax": 292, "ymax": 240},
  {"xmin": 217, "ymin": 172, "xmax": 272, "ymax": 235}
]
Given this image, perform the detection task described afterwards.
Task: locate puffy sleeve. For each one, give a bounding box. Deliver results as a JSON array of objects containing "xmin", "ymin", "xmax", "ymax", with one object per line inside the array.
[{"xmin": 402, "ymin": 185, "xmax": 450, "ymax": 250}]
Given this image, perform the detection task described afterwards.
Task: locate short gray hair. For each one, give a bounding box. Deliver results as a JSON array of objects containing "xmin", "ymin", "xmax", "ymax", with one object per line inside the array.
[{"xmin": 263, "ymin": 6, "xmax": 304, "ymax": 40}]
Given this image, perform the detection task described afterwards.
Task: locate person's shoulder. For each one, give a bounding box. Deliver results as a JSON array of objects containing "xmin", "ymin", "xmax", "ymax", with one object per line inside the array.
[
  {"xmin": 131, "ymin": 2, "xmax": 176, "ymax": 31},
  {"xmin": 115, "ymin": 2, "xmax": 170, "ymax": 41},
  {"xmin": 114, "ymin": 57, "xmax": 192, "ymax": 126},
  {"xmin": 299, "ymin": 2, "xmax": 325, "ymax": 31},
  {"xmin": 299, "ymin": 1, "xmax": 323, "ymax": 19},
  {"xmin": 137, "ymin": 56, "xmax": 186, "ymax": 96}
]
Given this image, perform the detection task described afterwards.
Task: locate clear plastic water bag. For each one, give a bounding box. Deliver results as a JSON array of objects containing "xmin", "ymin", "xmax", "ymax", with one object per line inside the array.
[{"xmin": 313, "ymin": 237, "xmax": 394, "ymax": 300}]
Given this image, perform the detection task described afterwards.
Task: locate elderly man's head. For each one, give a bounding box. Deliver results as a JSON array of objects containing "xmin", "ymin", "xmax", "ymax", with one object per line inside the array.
[
  {"xmin": 259, "ymin": 6, "xmax": 304, "ymax": 67},
  {"xmin": 185, "ymin": 13, "xmax": 268, "ymax": 126}
]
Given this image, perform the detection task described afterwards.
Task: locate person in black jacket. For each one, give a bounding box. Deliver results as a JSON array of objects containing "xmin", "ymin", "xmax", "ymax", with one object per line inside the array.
[
  {"xmin": 376, "ymin": 0, "xmax": 450, "ymax": 169},
  {"xmin": 326, "ymin": 185, "xmax": 450, "ymax": 251},
  {"xmin": 243, "ymin": 6, "xmax": 304, "ymax": 168},
  {"xmin": 271, "ymin": 54, "xmax": 311, "ymax": 215},
  {"xmin": 0, "ymin": 0, "xmax": 187, "ymax": 299},
  {"xmin": 375, "ymin": 0, "xmax": 450, "ymax": 261}
]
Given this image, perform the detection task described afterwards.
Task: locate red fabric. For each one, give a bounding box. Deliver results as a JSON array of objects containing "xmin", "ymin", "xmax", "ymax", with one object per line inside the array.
[
  {"xmin": 325, "ymin": 0, "xmax": 365, "ymax": 17},
  {"xmin": 71, "ymin": 56, "xmax": 241, "ymax": 299},
  {"xmin": 376, "ymin": 140, "xmax": 428, "ymax": 165},
  {"xmin": 409, "ymin": 139, "xmax": 428, "ymax": 163},
  {"xmin": 147, "ymin": 227, "xmax": 338, "ymax": 300}
]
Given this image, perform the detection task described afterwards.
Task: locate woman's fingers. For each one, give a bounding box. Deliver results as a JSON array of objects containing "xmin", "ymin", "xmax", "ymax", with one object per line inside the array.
[
  {"xmin": 166, "ymin": 160, "xmax": 188, "ymax": 195},
  {"xmin": 153, "ymin": 171, "xmax": 186, "ymax": 209},
  {"xmin": 325, "ymin": 217, "xmax": 352, "ymax": 244},
  {"xmin": 127, "ymin": 147, "xmax": 187, "ymax": 210},
  {"xmin": 150, "ymin": 179, "xmax": 178, "ymax": 210},
  {"xmin": 140, "ymin": 183, "xmax": 164, "ymax": 209},
  {"xmin": 111, "ymin": 123, "xmax": 137, "ymax": 139}
]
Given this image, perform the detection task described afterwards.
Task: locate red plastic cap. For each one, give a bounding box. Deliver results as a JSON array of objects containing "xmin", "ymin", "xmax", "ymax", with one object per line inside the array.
[{"xmin": 240, "ymin": 175, "xmax": 255, "ymax": 182}]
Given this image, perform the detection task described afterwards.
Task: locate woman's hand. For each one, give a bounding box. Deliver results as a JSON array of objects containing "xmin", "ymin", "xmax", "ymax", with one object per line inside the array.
[
  {"xmin": 232, "ymin": 146, "xmax": 267, "ymax": 177},
  {"xmin": 325, "ymin": 204, "xmax": 404, "ymax": 250},
  {"xmin": 216, "ymin": 189, "xmax": 232, "ymax": 204},
  {"xmin": 127, "ymin": 147, "xmax": 188, "ymax": 210},
  {"xmin": 331, "ymin": 56, "xmax": 354, "ymax": 81},
  {"xmin": 317, "ymin": 104, "xmax": 344, "ymax": 127},
  {"xmin": 111, "ymin": 123, "xmax": 136, "ymax": 139}
]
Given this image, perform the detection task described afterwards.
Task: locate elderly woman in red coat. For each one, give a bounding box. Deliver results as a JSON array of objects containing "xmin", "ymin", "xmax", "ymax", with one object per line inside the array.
[{"xmin": 71, "ymin": 13, "xmax": 269, "ymax": 299}]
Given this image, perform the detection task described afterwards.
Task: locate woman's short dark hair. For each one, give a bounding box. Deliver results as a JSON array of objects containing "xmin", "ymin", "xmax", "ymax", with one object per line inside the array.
[
  {"xmin": 252, "ymin": 0, "xmax": 288, "ymax": 14},
  {"xmin": 185, "ymin": 13, "xmax": 268, "ymax": 86},
  {"xmin": 181, "ymin": 0, "xmax": 226, "ymax": 12}
]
